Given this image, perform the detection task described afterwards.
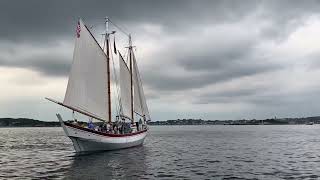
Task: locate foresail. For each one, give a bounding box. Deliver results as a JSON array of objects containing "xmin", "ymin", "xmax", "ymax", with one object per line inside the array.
[
  {"xmin": 64, "ymin": 19, "xmax": 109, "ymax": 119},
  {"xmin": 119, "ymin": 53, "xmax": 132, "ymax": 119},
  {"xmin": 132, "ymin": 53, "xmax": 151, "ymax": 120}
]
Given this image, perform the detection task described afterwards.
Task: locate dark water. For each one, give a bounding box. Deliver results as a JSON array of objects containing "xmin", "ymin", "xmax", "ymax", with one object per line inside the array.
[{"xmin": 1, "ymin": 125, "xmax": 320, "ymax": 179}]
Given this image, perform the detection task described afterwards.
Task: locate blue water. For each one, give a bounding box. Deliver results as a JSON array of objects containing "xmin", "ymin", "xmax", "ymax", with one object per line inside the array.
[{"xmin": 1, "ymin": 125, "xmax": 320, "ymax": 179}]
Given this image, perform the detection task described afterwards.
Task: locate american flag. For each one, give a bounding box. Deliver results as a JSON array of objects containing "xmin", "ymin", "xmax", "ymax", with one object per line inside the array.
[{"xmin": 76, "ymin": 21, "xmax": 81, "ymax": 38}]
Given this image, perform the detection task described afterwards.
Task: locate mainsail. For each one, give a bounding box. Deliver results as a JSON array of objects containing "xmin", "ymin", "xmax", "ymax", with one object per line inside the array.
[
  {"xmin": 132, "ymin": 53, "xmax": 151, "ymax": 121},
  {"xmin": 64, "ymin": 19, "xmax": 109, "ymax": 119},
  {"xmin": 119, "ymin": 53, "xmax": 132, "ymax": 119}
]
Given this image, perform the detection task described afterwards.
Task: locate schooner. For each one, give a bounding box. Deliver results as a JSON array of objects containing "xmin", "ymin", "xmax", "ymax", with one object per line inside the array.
[{"xmin": 46, "ymin": 17, "xmax": 150, "ymax": 152}]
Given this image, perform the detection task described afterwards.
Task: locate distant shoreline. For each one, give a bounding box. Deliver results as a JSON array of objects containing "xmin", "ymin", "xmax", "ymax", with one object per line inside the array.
[
  {"xmin": 0, "ymin": 118, "xmax": 60, "ymax": 127},
  {"xmin": 148, "ymin": 124, "xmax": 316, "ymax": 126},
  {"xmin": 149, "ymin": 116, "xmax": 320, "ymax": 126},
  {"xmin": 0, "ymin": 116, "xmax": 319, "ymax": 127},
  {"xmin": 0, "ymin": 126, "xmax": 61, "ymax": 128}
]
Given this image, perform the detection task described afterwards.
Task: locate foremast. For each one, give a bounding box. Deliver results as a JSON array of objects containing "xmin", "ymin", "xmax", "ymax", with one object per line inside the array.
[
  {"xmin": 105, "ymin": 17, "xmax": 114, "ymax": 124},
  {"xmin": 129, "ymin": 34, "xmax": 134, "ymax": 124}
]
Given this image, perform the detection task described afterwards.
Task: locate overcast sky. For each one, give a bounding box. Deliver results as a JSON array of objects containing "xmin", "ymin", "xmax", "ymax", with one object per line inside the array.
[{"xmin": 1, "ymin": 0, "xmax": 320, "ymax": 121}]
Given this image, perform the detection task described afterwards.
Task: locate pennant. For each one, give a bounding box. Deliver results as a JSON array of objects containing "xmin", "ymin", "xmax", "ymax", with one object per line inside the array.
[
  {"xmin": 113, "ymin": 36, "xmax": 117, "ymax": 55},
  {"xmin": 76, "ymin": 21, "xmax": 81, "ymax": 38}
]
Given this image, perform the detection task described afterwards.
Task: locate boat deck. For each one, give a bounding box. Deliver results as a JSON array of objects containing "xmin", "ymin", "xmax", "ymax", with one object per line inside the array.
[{"xmin": 64, "ymin": 122, "xmax": 148, "ymax": 137}]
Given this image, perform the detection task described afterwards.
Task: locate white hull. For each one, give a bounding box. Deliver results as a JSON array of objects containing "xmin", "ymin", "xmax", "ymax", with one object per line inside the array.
[{"xmin": 57, "ymin": 114, "xmax": 147, "ymax": 152}]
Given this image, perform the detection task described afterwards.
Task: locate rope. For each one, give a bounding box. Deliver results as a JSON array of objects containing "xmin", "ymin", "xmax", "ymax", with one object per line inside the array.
[
  {"xmin": 101, "ymin": 35, "xmax": 105, "ymax": 49},
  {"xmin": 124, "ymin": 50, "xmax": 129, "ymax": 64},
  {"xmin": 108, "ymin": 19, "xmax": 130, "ymax": 37}
]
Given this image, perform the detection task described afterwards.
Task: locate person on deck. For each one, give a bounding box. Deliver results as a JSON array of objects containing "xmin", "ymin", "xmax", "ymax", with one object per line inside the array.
[
  {"xmin": 121, "ymin": 118, "xmax": 125, "ymax": 134},
  {"xmin": 88, "ymin": 118, "xmax": 94, "ymax": 130},
  {"xmin": 139, "ymin": 118, "xmax": 143, "ymax": 131},
  {"xmin": 73, "ymin": 119, "xmax": 78, "ymax": 125},
  {"xmin": 107, "ymin": 123, "xmax": 111, "ymax": 133},
  {"xmin": 143, "ymin": 115, "xmax": 147, "ymax": 129},
  {"xmin": 113, "ymin": 124, "xmax": 118, "ymax": 134},
  {"xmin": 128, "ymin": 123, "xmax": 133, "ymax": 133},
  {"xmin": 100, "ymin": 123, "xmax": 104, "ymax": 132}
]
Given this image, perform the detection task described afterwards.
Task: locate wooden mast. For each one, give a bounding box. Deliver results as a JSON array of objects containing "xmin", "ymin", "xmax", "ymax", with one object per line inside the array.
[
  {"xmin": 129, "ymin": 34, "xmax": 134, "ymax": 124},
  {"xmin": 105, "ymin": 17, "xmax": 112, "ymax": 123}
]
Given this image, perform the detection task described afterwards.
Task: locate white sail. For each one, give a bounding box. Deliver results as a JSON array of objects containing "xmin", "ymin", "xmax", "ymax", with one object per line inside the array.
[
  {"xmin": 119, "ymin": 54, "xmax": 132, "ymax": 119},
  {"xmin": 132, "ymin": 53, "xmax": 151, "ymax": 120},
  {"xmin": 64, "ymin": 19, "xmax": 109, "ymax": 119}
]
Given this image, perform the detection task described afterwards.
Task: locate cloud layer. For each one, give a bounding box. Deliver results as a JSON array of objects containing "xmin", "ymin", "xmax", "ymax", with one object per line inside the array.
[{"xmin": 1, "ymin": 0, "xmax": 320, "ymax": 120}]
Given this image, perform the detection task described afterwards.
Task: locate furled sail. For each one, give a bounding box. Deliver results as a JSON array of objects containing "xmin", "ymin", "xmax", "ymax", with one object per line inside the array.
[
  {"xmin": 119, "ymin": 53, "xmax": 132, "ymax": 119},
  {"xmin": 132, "ymin": 53, "xmax": 151, "ymax": 121},
  {"xmin": 64, "ymin": 19, "xmax": 109, "ymax": 120}
]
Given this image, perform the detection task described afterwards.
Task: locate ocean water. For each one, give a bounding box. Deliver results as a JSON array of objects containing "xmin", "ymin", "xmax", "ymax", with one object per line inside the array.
[{"xmin": 1, "ymin": 125, "xmax": 320, "ymax": 179}]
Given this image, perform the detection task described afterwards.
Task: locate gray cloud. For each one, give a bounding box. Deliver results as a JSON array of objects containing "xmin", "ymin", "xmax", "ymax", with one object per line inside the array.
[
  {"xmin": 1, "ymin": 0, "xmax": 317, "ymax": 41},
  {"xmin": 194, "ymin": 82, "xmax": 320, "ymax": 116},
  {"xmin": 194, "ymin": 87, "xmax": 264, "ymax": 104},
  {"xmin": 0, "ymin": 0, "xmax": 316, "ymax": 78},
  {"xmin": 305, "ymin": 53, "xmax": 320, "ymax": 69},
  {"xmin": 140, "ymin": 26, "xmax": 281, "ymax": 91},
  {"xmin": 143, "ymin": 61, "xmax": 280, "ymax": 91},
  {"xmin": 0, "ymin": 55, "xmax": 71, "ymax": 76},
  {"xmin": 1, "ymin": 0, "xmax": 320, "ymax": 120},
  {"xmin": 0, "ymin": 0, "xmax": 213, "ymax": 41}
]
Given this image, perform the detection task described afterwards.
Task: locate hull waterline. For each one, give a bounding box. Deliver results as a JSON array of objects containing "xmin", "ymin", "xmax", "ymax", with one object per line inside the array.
[{"xmin": 57, "ymin": 114, "xmax": 147, "ymax": 152}]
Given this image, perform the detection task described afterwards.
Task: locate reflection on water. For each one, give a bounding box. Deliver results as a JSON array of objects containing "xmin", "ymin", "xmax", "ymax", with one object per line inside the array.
[
  {"xmin": 1, "ymin": 126, "xmax": 320, "ymax": 179},
  {"xmin": 65, "ymin": 146, "xmax": 148, "ymax": 179}
]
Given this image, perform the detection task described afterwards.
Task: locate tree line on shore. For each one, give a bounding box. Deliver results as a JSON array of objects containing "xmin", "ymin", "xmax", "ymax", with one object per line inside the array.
[
  {"xmin": 148, "ymin": 116, "xmax": 320, "ymax": 125},
  {"xmin": 0, "ymin": 116, "xmax": 319, "ymax": 127}
]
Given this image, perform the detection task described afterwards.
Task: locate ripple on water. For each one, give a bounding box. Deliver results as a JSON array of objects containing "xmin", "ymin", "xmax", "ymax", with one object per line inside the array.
[{"xmin": 1, "ymin": 126, "xmax": 320, "ymax": 179}]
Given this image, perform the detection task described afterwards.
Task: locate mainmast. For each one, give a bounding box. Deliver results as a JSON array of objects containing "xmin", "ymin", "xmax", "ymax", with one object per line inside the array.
[
  {"xmin": 105, "ymin": 17, "xmax": 112, "ymax": 123},
  {"xmin": 104, "ymin": 17, "xmax": 135, "ymax": 124},
  {"xmin": 129, "ymin": 34, "xmax": 134, "ymax": 124}
]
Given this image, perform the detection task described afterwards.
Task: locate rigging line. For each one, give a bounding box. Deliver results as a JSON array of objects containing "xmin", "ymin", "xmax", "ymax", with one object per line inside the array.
[
  {"xmin": 101, "ymin": 34, "xmax": 105, "ymax": 50},
  {"xmin": 108, "ymin": 19, "xmax": 130, "ymax": 37},
  {"xmin": 123, "ymin": 50, "xmax": 128, "ymax": 63},
  {"xmin": 102, "ymin": 32, "xmax": 106, "ymax": 51},
  {"xmin": 87, "ymin": 21, "xmax": 101, "ymax": 30},
  {"xmin": 125, "ymin": 48, "xmax": 130, "ymax": 65}
]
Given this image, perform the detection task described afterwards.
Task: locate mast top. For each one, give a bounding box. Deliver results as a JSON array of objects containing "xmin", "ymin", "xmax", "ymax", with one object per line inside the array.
[
  {"xmin": 104, "ymin": 17, "xmax": 116, "ymax": 36},
  {"xmin": 105, "ymin": 17, "xmax": 109, "ymax": 34},
  {"xmin": 129, "ymin": 34, "xmax": 132, "ymax": 48},
  {"xmin": 127, "ymin": 34, "xmax": 136, "ymax": 50}
]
